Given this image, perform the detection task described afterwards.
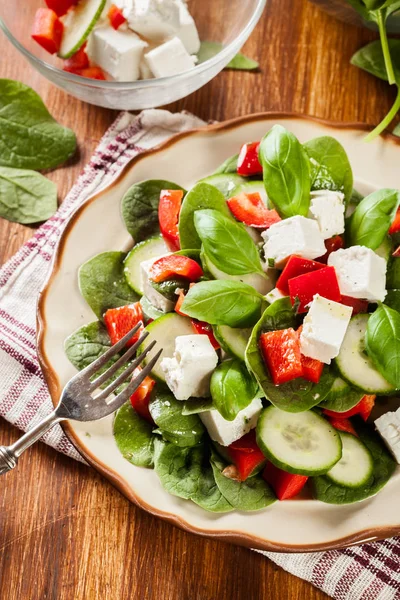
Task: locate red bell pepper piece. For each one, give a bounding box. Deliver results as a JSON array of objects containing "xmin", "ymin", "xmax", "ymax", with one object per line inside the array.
[
  {"xmin": 175, "ymin": 289, "xmax": 187, "ymax": 316},
  {"xmin": 130, "ymin": 367, "xmax": 155, "ymax": 424},
  {"xmin": 288, "ymin": 266, "xmax": 341, "ymax": 313},
  {"xmin": 318, "ymin": 235, "xmax": 344, "ymax": 263},
  {"xmin": 227, "ymin": 431, "xmax": 266, "ymax": 481},
  {"xmin": 259, "ymin": 328, "xmax": 303, "ymax": 385},
  {"xmin": 263, "ymin": 462, "xmax": 308, "ymax": 500},
  {"xmin": 327, "ymin": 416, "xmax": 358, "ymax": 437},
  {"xmin": 301, "ymin": 355, "xmax": 324, "ymax": 384},
  {"xmin": 45, "ymin": 0, "xmax": 78, "ymax": 17},
  {"xmin": 108, "ymin": 3, "xmax": 127, "ymax": 29},
  {"xmin": 63, "ymin": 43, "xmax": 89, "ymax": 72},
  {"xmin": 226, "ymin": 192, "xmax": 281, "ymax": 229},
  {"xmin": 191, "ymin": 320, "xmax": 220, "ymax": 350},
  {"xmin": 31, "ymin": 8, "xmax": 64, "ymax": 55},
  {"xmin": 276, "ymin": 255, "xmax": 325, "ymax": 294},
  {"xmin": 149, "ymin": 255, "xmax": 203, "ymax": 283},
  {"xmin": 323, "ymin": 394, "xmax": 376, "ymax": 422},
  {"xmin": 70, "ymin": 66, "xmax": 107, "ymax": 80},
  {"xmin": 389, "ymin": 207, "xmax": 400, "ymax": 235},
  {"xmin": 340, "ymin": 295, "xmax": 368, "ymax": 316},
  {"xmin": 158, "ymin": 189, "xmax": 184, "ymax": 251},
  {"xmin": 104, "ymin": 303, "xmax": 144, "ymax": 347},
  {"xmin": 237, "ymin": 142, "xmax": 262, "ymax": 176}
]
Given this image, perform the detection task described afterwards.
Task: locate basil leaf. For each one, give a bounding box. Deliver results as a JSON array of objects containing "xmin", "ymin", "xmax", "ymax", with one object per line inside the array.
[
  {"xmin": 122, "ymin": 180, "xmax": 184, "ymax": 243},
  {"xmin": 79, "ymin": 251, "xmax": 139, "ymax": 319},
  {"xmin": 194, "ymin": 209, "xmax": 264, "ymax": 276},
  {"xmin": 210, "ymin": 359, "xmax": 259, "ymax": 421},
  {"xmin": 64, "ymin": 321, "xmax": 113, "ymax": 371},
  {"xmin": 149, "ymin": 389, "xmax": 205, "ymax": 447},
  {"xmin": 365, "ymin": 304, "xmax": 400, "ymax": 388},
  {"xmin": 213, "ymin": 154, "xmax": 239, "ymax": 175},
  {"xmin": 182, "ymin": 398, "xmax": 215, "ymax": 415},
  {"xmin": 245, "ymin": 298, "xmax": 335, "ymax": 411},
  {"xmin": 0, "ymin": 166, "xmax": 57, "ymax": 224},
  {"xmin": 258, "ymin": 125, "xmax": 311, "ymax": 218},
  {"xmin": 351, "ymin": 38, "xmax": 400, "ymax": 82},
  {"xmin": 181, "ymin": 280, "xmax": 264, "ymax": 327},
  {"xmin": 303, "ymin": 136, "xmax": 353, "ymax": 203},
  {"xmin": 114, "ymin": 403, "xmax": 154, "ymax": 468},
  {"xmin": 197, "ymin": 41, "xmax": 258, "ymax": 70},
  {"xmin": 348, "ymin": 188, "xmax": 400, "ymax": 250},
  {"xmin": 0, "ymin": 79, "xmax": 76, "ymax": 170},
  {"xmin": 178, "ymin": 182, "xmax": 233, "ymax": 249}
]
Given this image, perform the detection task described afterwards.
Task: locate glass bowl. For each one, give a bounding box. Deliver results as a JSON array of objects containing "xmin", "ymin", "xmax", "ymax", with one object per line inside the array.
[
  {"xmin": 310, "ymin": 0, "xmax": 400, "ymax": 32},
  {"xmin": 0, "ymin": 0, "xmax": 266, "ymax": 110}
]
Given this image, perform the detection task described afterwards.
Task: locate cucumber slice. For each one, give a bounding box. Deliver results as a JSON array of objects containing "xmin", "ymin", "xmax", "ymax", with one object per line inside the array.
[
  {"xmin": 256, "ymin": 406, "xmax": 342, "ymax": 475},
  {"xmin": 59, "ymin": 0, "xmax": 106, "ymax": 59},
  {"xmin": 202, "ymin": 252, "xmax": 275, "ymax": 296},
  {"xmin": 320, "ymin": 376, "xmax": 365, "ymax": 413},
  {"xmin": 137, "ymin": 312, "xmax": 195, "ymax": 382},
  {"xmin": 375, "ymin": 236, "xmax": 393, "ymax": 262},
  {"xmin": 124, "ymin": 236, "xmax": 168, "ymax": 295},
  {"xmin": 326, "ymin": 432, "xmax": 373, "ymax": 488},
  {"xmin": 199, "ymin": 173, "xmax": 246, "ymax": 199},
  {"xmin": 335, "ymin": 314, "xmax": 395, "ymax": 394},
  {"xmin": 230, "ymin": 180, "xmax": 269, "ymax": 207},
  {"xmin": 140, "ymin": 296, "xmax": 164, "ymax": 322},
  {"xmin": 213, "ymin": 325, "xmax": 252, "ymax": 361}
]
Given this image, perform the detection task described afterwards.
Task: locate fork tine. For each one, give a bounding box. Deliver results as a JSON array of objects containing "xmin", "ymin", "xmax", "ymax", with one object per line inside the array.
[
  {"xmin": 89, "ymin": 331, "xmax": 149, "ymax": 390},
  {"xmin": 95, "ymin": 340, "xmax": 157, "ymax": 402}
]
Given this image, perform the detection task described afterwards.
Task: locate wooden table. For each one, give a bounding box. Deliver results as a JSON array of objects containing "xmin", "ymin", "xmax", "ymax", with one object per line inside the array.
[{"xmin": 0, "ymin": 1, "xmax": 393, "ymax": 598}]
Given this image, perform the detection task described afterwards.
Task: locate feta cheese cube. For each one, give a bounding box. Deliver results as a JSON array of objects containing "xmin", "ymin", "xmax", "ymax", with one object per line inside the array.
[
  {"xmin": 174, "ymin": 0, "xmax": 200, "ymax": 54},
  {"xmin": 145, "ymin": 36, "xmax": 196, "ymax": 77},
  {"xmin": 308, "ymin": 190, "xmax": 345, "ymax": 239},
  {"xmin": 161, "ymin": 335, "xmax": 219, "ymax": 400},
  {"xmin": 140, "ymin": 256, "xmax": 174, "ymax": 312},
  {"xmin": 118, "ymin": 0, "xmax": 180, "ymax": 41},
  {"xmin": 300, "ymin": 294, "xmax": 352, "ymax": 364},
  {"xmin": 265, "ymin": 287, "xmax": 288, "ymax": 304},
  {"xmin": 87, "ymin": 25, "xmax": 147, "ymax": 82},
  {"xmin": 375, "ymin": 409, "xmax": 400, "ymax": 463},
  {"xmin": 262, "ymin": 216, "xmax": 326, "ymax": 266},
  {"xmin": 139, "ymin": 57, "xmax": 154, "ymax": 79},
  {"xmin": 328, "ymin": 246, "xmax": 387, "ymax": 303},
  {"xmin": 200, "ymin": 399, "xmax": 263, "ymax": 446}
]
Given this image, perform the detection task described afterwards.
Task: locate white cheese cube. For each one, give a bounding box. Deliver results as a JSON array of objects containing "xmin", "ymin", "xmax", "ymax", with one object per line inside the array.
[
  {"xmin": 139, "ymin": 57, "xmax": 154, "ymax": 79},
  {"xmin": 262, "ymin": 216, "xmax": 326, "ymax": 266},
  {"xmin": 328, "ymin": 246, "xmax": 387, "ymax": 303},
  {"xmin": 300, "ymin": 294, "xmax": 352, "ymax": 364},
  {"xmin": 375, "ymin": 409, "xmax": 400, "ymax": 463},
  {"xmin": 118, "ymin": 0, "xmax": 180, "ymax": 41},
  {"xmin": 140, "ymin": 256, "xmax": 175, "ymax": 313},
  {"xmin": 308, "ymin": 190, "xmax": 345, "ymax": 239},
  {"xmin": 145, "ymin": 36, "xmax": 196, "ymax": 77},
  {"xmin": 161, "ymin": 335, "xmax": 219, "ymax": 400},
  {"xmin": 200, "ymin": 399, "xmax": 263, "ymax": 446},
  {"xmin": 265, "ymin": 287, "xmax": 288, "ymax": 304},
  {"xmin": 174, "ymin": 0, "xmax": 200, "ymax": 54},
  {"xmin": 87, "ymin": 25, "xmax": 147, "ymax": 82}
]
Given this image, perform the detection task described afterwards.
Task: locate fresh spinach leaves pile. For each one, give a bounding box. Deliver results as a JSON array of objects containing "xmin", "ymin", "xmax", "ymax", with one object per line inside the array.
[{"xmin": 0, "ymin": 79, "xmax": 76, "ymax": 224}]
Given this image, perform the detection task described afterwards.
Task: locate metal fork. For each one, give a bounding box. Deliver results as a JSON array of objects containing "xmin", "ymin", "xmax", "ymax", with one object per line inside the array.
[{"xmin": 0, "ymin": 323, "xmax": 162, "ymax": 475}]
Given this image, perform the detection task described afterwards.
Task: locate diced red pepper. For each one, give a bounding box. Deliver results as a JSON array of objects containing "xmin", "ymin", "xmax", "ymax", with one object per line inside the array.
[
  {"xmin": 158, "ymin": 189, "xmax": 184, "ymax": 252},
  {"xmin": 327, "ymin": 416, "xmax": 358, "ymax": 437},
  {"xmin": 259, "ymin": 328, "xmax": 303, "ymax": 385},
  {"xmin": 301, "ymin": 355, "xmax": 324, "ymax": 384},
  {"xmin": 323, "ymin": 395, "xmax": 376, "ymax": 422},
  {"xmin": 45, "ymin": 0, "xmax": 78, "ymax": 17},
  {"xmin": 130, "ymin": 367, "xmax": 155, "ymax": 424},
  {"xmin": 389, "ymin": 208, "xmax": 400, "ymax": 235},
  {"xmin": 108, "ymin": 3, "xmax": 127, "ymax": 29},
  {"xmin": 276, "ymin": 255, "xmax": 325, "ymax": 294},
  {"xmin": 191, "ymin": 320, "xmax": 220, "ymax": 350},
  {"xmin": 340, "ymin": 295, "xmax": 369, "ymax": 316},
  {"xmin": 72, "ymin": 66, "xmax": 107, "ymax": 80},
  {"xmin": 237, "ymin": 142, "xmax": 262, "ymax": 176},
  {"xmin": 104, "ymin": 303, "xmax": 144, "ymax": 347},
  {"xmin": 318, "ymin": 235, "xmax": 344, "ymax": 263},
  {"xmin": 227, "ymin": 431, "xmax": 266, "ymax": 481},
  {"xmin": 175, "ymin": 289, "xmax": 187, "ymax": 316},
  {"xmin": 63, "ymin": 43, "xmax": 89, "ymax": 72},
  {"xmin": 31, "ymin": 8, "xmax": 64, "ymax": 55},
  {"xmin": 149, "ymin": 255, "xmax": 203, "ymax": 283},
  {"xmin": 288, "ymin": 266, "xmax": 341, "ymax": 313},
  {"xmin": 263, "ymin": 462, "xmax": 308, "ymax": 500},
  {"xmin": 226, "ymin": 192, "xmax": 281, "ymax": 229}
]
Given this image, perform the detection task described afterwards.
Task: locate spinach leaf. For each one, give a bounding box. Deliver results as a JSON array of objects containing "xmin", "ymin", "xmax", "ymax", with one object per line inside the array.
[
  {"xmin": 312, "ymin": 419, "xmax": 396, "ymax": 504},
  {"xmin": 79, "ymin": 251, "xmax": 139, "ymax": 319},
  {"xmin": 0, "ymin": 166, "xmax": 57, "ymax": 224},
  {"xmin": 178, "ymin": 182, "xmax": 233, "ymax": 249},
  {"xmin": 197, "ymin": 41, "xmax": 258, "ymax": 70},
  {"xmin": 149, "ymin": 389, "xmax": 205, "ymax": 447},
  {"xmin": 114, "ymin": 403, "xmax": 154, "ymax": 468},
  {"xmin": 194, "ymin": 209, "xmax": 265, "ymax": 276},
  {"xmin": 181, "ymin": 280, "xmax": 264, "ymax": 328},
  {"xmin": 386, "ymin": 257, "xmax": 400, "ymax": 288},
  {"xmin": 348, "ymin": 189, "xmax": 400, "ymax": 250},
  {"xmin": 303, "ymin": 136, "xmax": 353, "ymax": 203},
  {"xmin": 384, "ymin": 289, "xmax": 400, "ymax": 312},
  {"xmin": 319, "ymin": 378, "xmax": 365, "ymax": 412},
  {"xmin": 245, "ymin": 298, "xmax": 335, "ymax": 411},
  {"xmin": 150, "ymin": 277, "xmax": 189, "ymax": 301},
  {"xmin": 213, "ymin": 154, "xmax": 239, "ymax": 175},
  {"xmin": 153, "ymin": 439, "xmax": 233, "ymax": 512},
  {"xmin": 365, "ymin": 304, "xmax": 400, "ymax": 388},
  {"xmin": 258, "ymin": 125, "xmax": 311, "ymax": 218},
  {"xmin": 182, "ymin": 398, "xmax": 215, "ymax": 415},
  {"xmin": 210, "ymin": 359, "xmax": 259, "ymax": 421},
  {"xmin": 64, "ymin": 321, "xmax": 113, "ymax": 371},
  {"xmin": 0, "ymin": 79, "xmax": 76, "ymax": 170},
  {"xmin": 122, "ymin": 180, "xmax": 184, "ymax": 243}
]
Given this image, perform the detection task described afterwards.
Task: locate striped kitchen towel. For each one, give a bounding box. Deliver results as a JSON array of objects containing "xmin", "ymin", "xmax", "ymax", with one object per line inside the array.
[{"xmin": 0, "ymin": 109, "xmax": 399, "ymax": 600}]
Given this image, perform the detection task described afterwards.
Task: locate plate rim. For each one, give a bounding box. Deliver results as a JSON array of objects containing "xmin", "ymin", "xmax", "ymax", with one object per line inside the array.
[{"xmin": 36, "ymin": 111, "xmax": 400, "ymax": 553}]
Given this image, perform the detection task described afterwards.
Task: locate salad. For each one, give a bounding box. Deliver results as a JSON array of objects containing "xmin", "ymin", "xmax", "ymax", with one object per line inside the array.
[{"xmin": 65, "ymin": 124, "xmax": 400, "ymax": 513}]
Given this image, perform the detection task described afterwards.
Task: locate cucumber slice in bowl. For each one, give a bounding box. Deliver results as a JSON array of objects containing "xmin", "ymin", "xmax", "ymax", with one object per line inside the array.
[
  {"xmin": 59, "ymin": 0, "xmax": 106, "ymax": 59},
  {"xmin": 213, "ymin": 325, "xmax": 252, "ymax": 361},
  {"xmin": 230, "ymin": 180, "xmax": 269, "ymax": 207},
  {"xmin": 256, "ymin": 406, "xmax": 342, "ymax": 476},
  {"xmin": 199, "ymin": 173, "xmax": 246, "ymax": 199},
  {"xmin": 326, "ymin": 432, "xmax": 373, "ymax": 488},
  {"xmin": 124, "ymin": 235, "xmax": 169, "ymax": 295}
]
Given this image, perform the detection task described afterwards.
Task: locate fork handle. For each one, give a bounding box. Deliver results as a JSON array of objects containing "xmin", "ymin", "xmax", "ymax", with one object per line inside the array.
[{"xmin": 0, "ymin": 411, "xmax": 62, "ymax": 475}]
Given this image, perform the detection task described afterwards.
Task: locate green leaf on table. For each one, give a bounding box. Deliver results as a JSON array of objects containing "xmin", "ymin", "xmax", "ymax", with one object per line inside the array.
[
  {"xmin": 348, "ymin": 188, "xmax": 400, "ymax": 250},
  {"xmin": 351, "ymin": 38, "xmax": 400, "ymax": 82},
  {"xmin": 149, "ymin": 388, "xmax": 205, "ymax": 447},
  {"xmin": 210, "ymin": 359, "xmax": 259, "ymax": 421},
  {"xmin": 0, "ymin": 166, "xmax": 57, "ymax": 224},
  {"xmin": 197, "ymin": 41, "xmax": 259, "ymax": 71},
  {"xmin": 304, "ymin": 136, "xmax": 353, "ymax": 203},
  {"xmin": 114, "ymin": 403, "xmax": 155, "ymax": 468},
  {"xmin": 366, "ymin": 304, "xmax": 400, "ymax": 388},
  {"xmin": 0, "ymin": 79, "xmax": 76, "ymax": 170}
]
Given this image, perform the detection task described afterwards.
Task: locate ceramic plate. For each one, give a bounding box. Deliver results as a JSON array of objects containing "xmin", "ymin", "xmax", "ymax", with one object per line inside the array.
[{"xmin": 37, "ymin": 113, "xmax": 400, "ymax": 552}]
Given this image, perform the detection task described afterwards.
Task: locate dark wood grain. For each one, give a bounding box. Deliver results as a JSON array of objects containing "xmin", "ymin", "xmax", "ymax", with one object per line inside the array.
[{"xmin": 0, "ymin": 1, "xmax": 392, "ymax": 598}]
